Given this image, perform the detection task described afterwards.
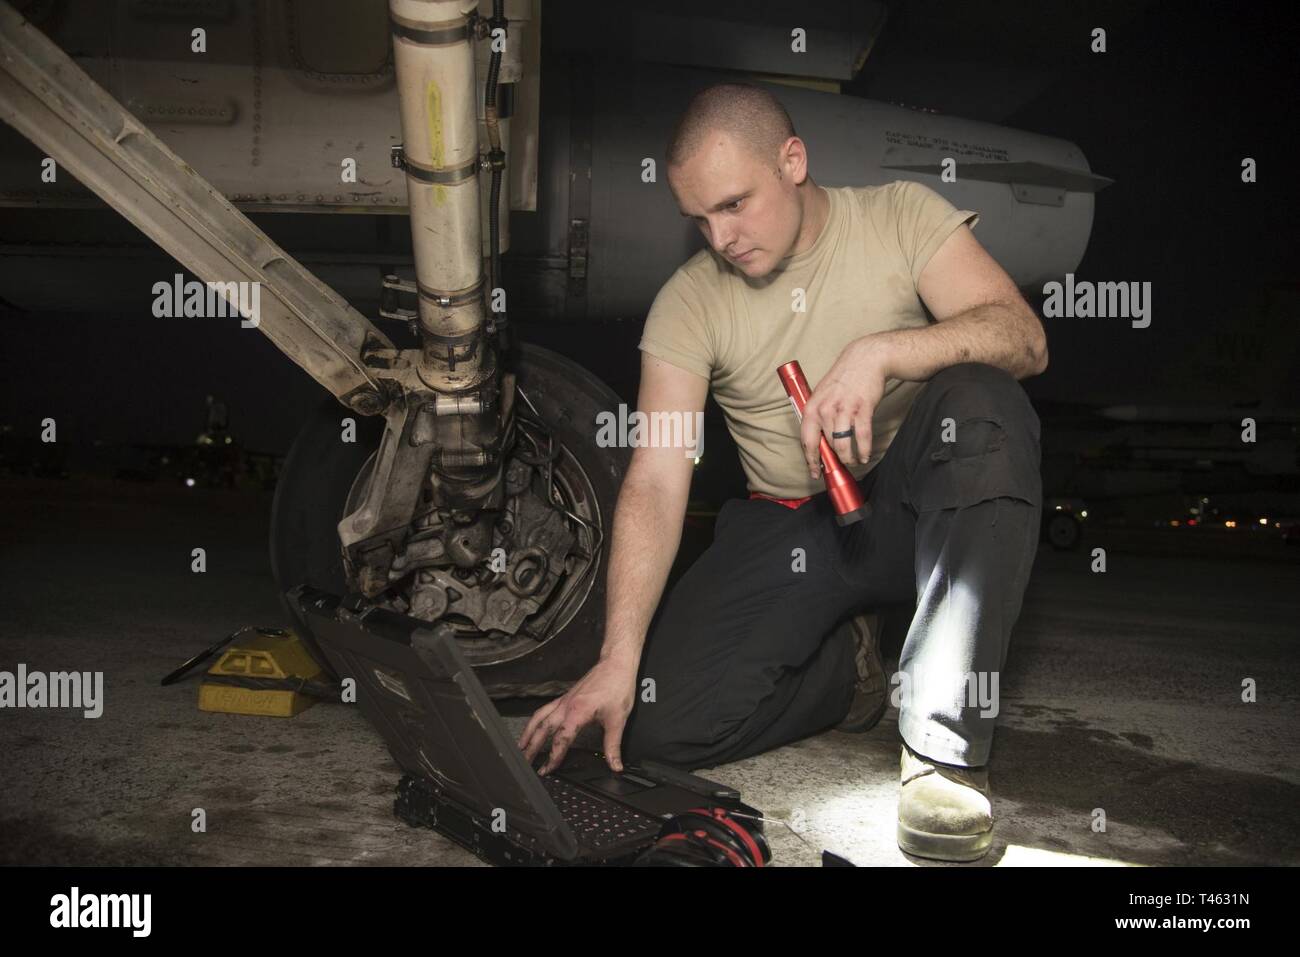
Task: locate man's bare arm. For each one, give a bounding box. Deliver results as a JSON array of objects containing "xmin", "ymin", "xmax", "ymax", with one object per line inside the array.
[
  {"xmin": 598, "ymin": 352, "xmax": 709, "ymax": 671},
  {"xmin": 802, "ymin": 224, "xmax": 1048, "ymax": 473},
  {"xmin": 516, "ymin": 352, "xmax": 708, "ymax": 774},
  {"xmin": 598, "ymin": 482, "xmax": 684, "ymax": 670},
  {"xmin": 886, "ymin": 222, "xmax": 1049, "ymax": 382},
  {"xmin": 863, "ymin": 302, "xmax": 1045, "ymax": 383}
]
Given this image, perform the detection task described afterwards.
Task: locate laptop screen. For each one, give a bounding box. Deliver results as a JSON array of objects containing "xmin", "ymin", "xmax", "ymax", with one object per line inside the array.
[{"xmin": 289, "ymin": 584, "xmax": 579, "ymax": 860}]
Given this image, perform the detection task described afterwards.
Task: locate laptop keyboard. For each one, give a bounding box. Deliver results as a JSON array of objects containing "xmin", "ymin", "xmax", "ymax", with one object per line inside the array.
[{"xmin": 541, "ymin": 775, "xmax": 662, "ymax": 849}]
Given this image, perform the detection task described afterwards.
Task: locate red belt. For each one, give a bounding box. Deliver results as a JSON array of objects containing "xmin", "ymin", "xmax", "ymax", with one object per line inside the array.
[{"xmin": 749, "ymin": 491, "xmax": 812, "ymax": 510}]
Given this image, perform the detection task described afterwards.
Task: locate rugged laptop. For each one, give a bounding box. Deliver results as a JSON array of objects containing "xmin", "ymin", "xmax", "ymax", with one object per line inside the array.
[{"xmin": 289, "ymin": 583, "xmax": 762, "ymax": 866}]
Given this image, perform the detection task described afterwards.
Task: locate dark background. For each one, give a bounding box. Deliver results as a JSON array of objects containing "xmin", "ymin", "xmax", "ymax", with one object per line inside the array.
[{"xmin": 853, "ymin": 0, "xmax": 1297, "ymax": 408}]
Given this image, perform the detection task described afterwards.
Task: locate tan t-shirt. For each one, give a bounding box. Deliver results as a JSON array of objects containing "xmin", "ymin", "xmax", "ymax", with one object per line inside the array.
[{"xmin": 638, "ymin": 180, "xmax": 980, "ymax": 499}]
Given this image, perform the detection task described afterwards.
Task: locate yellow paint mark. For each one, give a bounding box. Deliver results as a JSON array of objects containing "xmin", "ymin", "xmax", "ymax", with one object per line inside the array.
[{"xmin": 425, "ymin": 79, "xmax": 448, "ymax": 206}]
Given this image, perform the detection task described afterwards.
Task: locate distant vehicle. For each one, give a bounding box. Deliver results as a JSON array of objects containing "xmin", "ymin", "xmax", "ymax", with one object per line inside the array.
[{"xmin": 1043, "ymin": 497, "xmax": 1086, "ymax": 550}]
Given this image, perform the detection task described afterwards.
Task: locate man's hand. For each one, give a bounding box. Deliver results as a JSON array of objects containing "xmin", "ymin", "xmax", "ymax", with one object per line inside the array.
[
  {"xmin": 516, "ymin": 654, "xmax": 638, "ymax": 775},
  {"xmin": 801, "ymin": 336, "xmax": 888, "ymax": 478}
]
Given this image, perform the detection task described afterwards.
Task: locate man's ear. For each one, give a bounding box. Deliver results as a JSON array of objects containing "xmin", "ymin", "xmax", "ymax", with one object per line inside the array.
[{"xmin": 782, "ymin": 136, "xmax": 809, "ymax": 185}]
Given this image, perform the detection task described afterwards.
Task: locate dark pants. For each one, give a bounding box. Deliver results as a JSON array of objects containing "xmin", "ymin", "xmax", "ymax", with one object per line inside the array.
[{"xmin": 621, "ymin": 363, "xmax": 1043, "ymax": 771}]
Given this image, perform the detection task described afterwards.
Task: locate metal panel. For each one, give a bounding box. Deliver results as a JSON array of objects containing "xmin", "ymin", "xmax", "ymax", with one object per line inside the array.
[
  {"xmin": 0, "ymin": 0, "xmax": 542, "ymax": 222},
  {"xmin": 542, "ymin": 0, "xmax": 887, "ymax": 82},
  {"xmin": 0, "ymin": 0, "xmax": 394, "ymax": 408}
]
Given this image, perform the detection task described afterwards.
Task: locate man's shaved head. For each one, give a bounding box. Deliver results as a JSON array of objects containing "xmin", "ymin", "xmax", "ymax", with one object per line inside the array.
[
  {"xmin": 664, "ymin": 82, "xmax": 826, "ymax": 280},
  {"xmin": 666, "ymin": 82, "xmax": 797, "ymax": 170}
]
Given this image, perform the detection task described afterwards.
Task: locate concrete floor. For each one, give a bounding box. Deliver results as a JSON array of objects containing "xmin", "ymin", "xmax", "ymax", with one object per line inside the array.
[{"xmin": 1, "ymin": 477, "xmax": 1296, "ymax": 866}]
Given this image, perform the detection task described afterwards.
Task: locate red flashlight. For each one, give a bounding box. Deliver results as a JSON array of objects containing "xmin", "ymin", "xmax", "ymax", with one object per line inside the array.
[{"xmin": 777, "ymin": 359, "xmax": 869, "ymax": 526}]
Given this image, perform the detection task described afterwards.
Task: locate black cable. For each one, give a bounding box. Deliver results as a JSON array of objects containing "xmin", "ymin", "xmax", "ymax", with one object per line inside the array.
[{"xmin": 200, "ymin": 674, "xmax": 340, "ymax": 700}]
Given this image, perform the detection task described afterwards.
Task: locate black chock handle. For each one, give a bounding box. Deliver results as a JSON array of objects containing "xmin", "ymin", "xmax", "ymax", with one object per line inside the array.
[{"xmin": 159, "ymin": 625, "xmax": 288, "ymax": 686}]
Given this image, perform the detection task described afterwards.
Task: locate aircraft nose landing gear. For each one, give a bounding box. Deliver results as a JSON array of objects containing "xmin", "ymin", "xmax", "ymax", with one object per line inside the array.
[{"xmin": 270, "ymin": 342, "xmax": 631, "ymax": 696}]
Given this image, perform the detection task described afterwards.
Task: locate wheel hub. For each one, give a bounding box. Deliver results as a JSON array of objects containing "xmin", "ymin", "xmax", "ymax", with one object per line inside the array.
[{"xmin": 341, "ymin": 398, "xmax": 603, "ymax": 666}]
